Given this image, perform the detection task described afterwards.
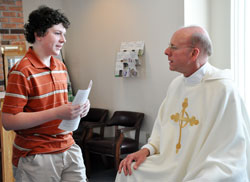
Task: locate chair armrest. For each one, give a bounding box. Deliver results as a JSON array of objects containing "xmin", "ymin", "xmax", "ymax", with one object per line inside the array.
[{"xmin": 83, "ymin": 122, "xmax": 106, "ymax": 129}]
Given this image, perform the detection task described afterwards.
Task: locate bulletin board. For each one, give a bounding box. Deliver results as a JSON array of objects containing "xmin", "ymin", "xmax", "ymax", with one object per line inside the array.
[{"xmin": 115, "ymin": 41, "xmax": 144, "ymax": 78}]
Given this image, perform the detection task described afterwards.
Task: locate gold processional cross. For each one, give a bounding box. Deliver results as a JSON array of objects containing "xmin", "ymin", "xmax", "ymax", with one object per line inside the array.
[{"xmin": 170, "ymin": 98, "xmax": 199, "ymax": 153}]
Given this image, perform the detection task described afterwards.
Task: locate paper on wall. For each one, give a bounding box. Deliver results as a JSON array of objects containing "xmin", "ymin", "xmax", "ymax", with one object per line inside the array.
[
  {"xmin": 58, "ymin": 80, "xmax": 93, "ymax": 131},
  {"xmin": 120, "ymin": 41, "xmax": 144, "ymax": 56}
]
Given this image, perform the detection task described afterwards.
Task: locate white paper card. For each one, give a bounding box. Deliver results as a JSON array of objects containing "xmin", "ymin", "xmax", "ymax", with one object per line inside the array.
[{"xmin": 58, "ymin": 80, "xmax": 93, "ymax": 131}]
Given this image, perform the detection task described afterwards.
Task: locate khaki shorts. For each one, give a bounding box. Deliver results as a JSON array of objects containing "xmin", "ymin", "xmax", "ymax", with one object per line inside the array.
[{"xmin": 13, "ymin": 144, "xmax": 87, "ymax": 182}]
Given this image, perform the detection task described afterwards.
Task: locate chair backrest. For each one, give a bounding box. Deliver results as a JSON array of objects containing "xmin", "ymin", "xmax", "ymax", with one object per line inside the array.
[
  {"xmin": 81, "ymin": 108, "xmax": 109, "ymax": 123},
  {"xmin": 106, "ymin": 111, "xmax": 144, "ymax": 127},
  {"xmin": 74, "ymin": 108, "xmax": 109, "ymax": 143},
  {"xmin": 107, "ymin": 111, "xmax": 144, "ymax": 142}
]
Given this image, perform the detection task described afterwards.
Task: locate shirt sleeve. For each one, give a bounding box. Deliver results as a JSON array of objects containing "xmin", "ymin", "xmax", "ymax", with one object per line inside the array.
[
  {"xmin": 141, "ymin": 143, "xmax": 155, "ymax": 156},
  {"xmin": 2, "ymin": 65, "xmax": 29, "ymax": 114}
]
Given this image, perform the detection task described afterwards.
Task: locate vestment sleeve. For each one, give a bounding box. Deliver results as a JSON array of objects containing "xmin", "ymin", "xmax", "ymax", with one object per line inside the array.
[
  {"xmin": 183, "ymin": 89, "xmax": 250, "ymax": 181},
  {"xmin": 142, "ymin": 97, "xmax": 169, "ymax": 155}
]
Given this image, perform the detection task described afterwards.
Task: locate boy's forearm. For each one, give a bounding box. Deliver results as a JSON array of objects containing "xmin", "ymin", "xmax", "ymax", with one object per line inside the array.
[{"xmin": 2, "ymin": 108, "xmax": 58, "ymax": 131}]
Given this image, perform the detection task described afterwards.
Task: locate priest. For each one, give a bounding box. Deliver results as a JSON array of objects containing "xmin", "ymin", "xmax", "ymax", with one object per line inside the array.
[{"xmin": 116, "ymin": 26, "xmax": 250, "ymax": 182}]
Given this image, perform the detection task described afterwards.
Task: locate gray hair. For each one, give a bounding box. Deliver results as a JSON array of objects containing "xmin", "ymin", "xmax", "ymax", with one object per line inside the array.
[{"xmin": 190, "ymin": 32, "xmax": 213, "ymax": 57}]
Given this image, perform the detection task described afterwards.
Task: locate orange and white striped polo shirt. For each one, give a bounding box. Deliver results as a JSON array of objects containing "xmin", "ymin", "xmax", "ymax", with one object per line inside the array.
[{"xmin": 2, "ymin": 47, "xmax": 74, "ymax": 167}]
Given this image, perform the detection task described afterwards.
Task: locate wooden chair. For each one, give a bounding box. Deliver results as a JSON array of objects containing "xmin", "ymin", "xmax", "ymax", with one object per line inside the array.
[{"xmin": 84, "ymin": 111, "xmax": 144, "ymax": 176}]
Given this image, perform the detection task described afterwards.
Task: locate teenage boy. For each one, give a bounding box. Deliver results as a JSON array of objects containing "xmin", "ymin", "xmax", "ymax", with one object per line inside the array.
[{"xmin": 2, "ymin": 6, "xmax": 89, "ymax": 182}]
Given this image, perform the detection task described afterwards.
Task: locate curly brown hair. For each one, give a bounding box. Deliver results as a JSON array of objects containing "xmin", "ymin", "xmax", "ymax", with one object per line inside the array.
[{"xmin": 24, "ymin": 6, "xmax": 70, "ymax": 44}]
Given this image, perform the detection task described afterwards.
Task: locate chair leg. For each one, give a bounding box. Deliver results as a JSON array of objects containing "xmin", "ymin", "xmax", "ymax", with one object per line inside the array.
[
  {"xmin": 115, "ymin": 153, "xmax": 120, "ymax": 170},
  {"xmin": 84, "ymin": 150, "xmax": 91, "ymax": 178},
  {"xmin": 101, "ymin": 155, "xmax": 109, "ymax": 168}
]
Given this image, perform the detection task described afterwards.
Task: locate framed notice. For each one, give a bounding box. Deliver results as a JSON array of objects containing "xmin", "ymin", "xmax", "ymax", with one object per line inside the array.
[{"xmin": 2, "ymin": 45, "xmax": 26, "ymax": 89}]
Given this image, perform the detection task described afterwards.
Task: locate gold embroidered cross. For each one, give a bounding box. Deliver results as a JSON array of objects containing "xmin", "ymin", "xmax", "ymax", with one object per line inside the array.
[{"xmin": 170, "ymin": 98, "xmax": 199, "ymax": 153}]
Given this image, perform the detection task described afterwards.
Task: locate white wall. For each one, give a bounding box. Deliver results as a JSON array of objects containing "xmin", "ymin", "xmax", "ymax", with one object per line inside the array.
[
  {"xmin": 61, "ymin": 0, "xmax": 184, "ymax": 143},
  {"xmin": 22, "ymin": 0, "xmax": 63, "ymax": 23},
  {"xmin": 184, "ymin": 0, "xmax": 231, "ymax": 69},
  {"xmin": 184, "ymin": 0, "xmax": 210, "ymax": 30}
]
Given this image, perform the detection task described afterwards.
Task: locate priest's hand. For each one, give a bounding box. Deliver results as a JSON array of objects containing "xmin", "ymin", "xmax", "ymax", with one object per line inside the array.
[{"xmin": 118, "ymin": 148, "xmax": 149, "ymax": 176}]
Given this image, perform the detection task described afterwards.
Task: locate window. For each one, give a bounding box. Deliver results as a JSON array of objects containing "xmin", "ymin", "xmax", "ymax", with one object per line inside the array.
[{"xmin": 231, "ymin": 0, "xmax": 250, "ymax": 112}]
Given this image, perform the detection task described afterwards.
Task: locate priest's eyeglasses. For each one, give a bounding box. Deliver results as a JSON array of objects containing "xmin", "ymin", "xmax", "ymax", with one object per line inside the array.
[{"xmin": 168, "ymin": 43, "xmax": 194, "ymax": 50}]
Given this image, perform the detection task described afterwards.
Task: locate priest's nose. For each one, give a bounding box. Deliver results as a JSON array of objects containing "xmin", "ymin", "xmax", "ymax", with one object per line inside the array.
[{"xmin": 165, "ymin": 47, "xmax": 170, "ymax": 56}]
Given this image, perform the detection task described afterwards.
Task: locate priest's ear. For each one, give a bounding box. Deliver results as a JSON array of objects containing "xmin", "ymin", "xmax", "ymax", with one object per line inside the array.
[{"xmin": 191, "ymin": 47, "xmax": 200, "ymax": 61}]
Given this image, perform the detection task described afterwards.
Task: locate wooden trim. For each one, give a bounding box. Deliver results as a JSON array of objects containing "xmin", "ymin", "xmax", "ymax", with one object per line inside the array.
[
  {"xmin": 2, "ymin": 45, "xmax": 26, "ymax": 57},
  {"xmin": 0, "ymin": 98, "xmax": 15, "ymax": 182}
]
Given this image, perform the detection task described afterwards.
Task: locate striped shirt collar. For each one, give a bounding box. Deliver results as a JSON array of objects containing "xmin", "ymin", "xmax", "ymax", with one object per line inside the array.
[{"xmin": 26, "ymin": 47, "xmax": 57, "ymax": 70}]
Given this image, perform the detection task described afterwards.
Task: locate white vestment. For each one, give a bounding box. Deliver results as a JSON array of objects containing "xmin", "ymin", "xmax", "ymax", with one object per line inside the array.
[{"xmin": 116, "ymin": 63, "xmax": 250, "ymax": 182}]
